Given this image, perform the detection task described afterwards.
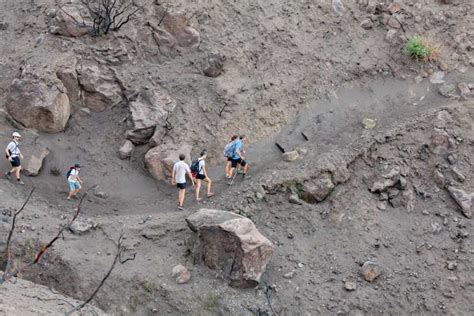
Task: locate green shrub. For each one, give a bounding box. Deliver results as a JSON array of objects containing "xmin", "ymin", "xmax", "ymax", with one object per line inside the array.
[{"xmin": 405, "ymin": 36, "xmax": 438, "ymax": 61}]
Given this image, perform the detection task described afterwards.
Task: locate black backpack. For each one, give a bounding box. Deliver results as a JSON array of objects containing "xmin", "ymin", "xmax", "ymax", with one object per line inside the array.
[
  {"xmin": 66, "ymin": 166, "xmax": 75, "ymax": 179},
  {"xmin": 190, "ymin": 159, "xmax": 201, "ymax": 177}
]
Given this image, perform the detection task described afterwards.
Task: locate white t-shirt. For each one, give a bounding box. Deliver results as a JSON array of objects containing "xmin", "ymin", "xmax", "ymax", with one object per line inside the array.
[
  {"xmin": 68, "ymin": 168, "xmax": 79, "ymax": 182},
  {"xmin": 7, "ymin": 141, "xmax": 20, "ymax": 157},
  {"xmin": 198, "ymin": 159, "xmax": 205, "ymax": 175},
  {"xmin": 173, "ymin": 161, "xmax": 190, "ymax": 184}
]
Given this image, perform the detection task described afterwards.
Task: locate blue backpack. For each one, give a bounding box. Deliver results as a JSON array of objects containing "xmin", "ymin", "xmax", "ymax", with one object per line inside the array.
[{"xmin": 223, "ymin": 141, "xmax": 237, "ymax": 158}]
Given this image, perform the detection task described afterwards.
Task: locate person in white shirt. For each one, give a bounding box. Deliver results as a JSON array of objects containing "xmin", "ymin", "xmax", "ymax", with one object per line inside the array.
[
  {"xmin": 171, "ymin": 154, "xmax": 194, "ymax": 210},
  {"xmin": 4, "ymin": 132, "xmax": 24, "ymax": 185},
  {"xmin": 67, "ymin": 163, "xmax": 83, "ymax": 200},
  {"xmin": 195, "ymin": 150, "xmax": 214, "ymax": 201}
]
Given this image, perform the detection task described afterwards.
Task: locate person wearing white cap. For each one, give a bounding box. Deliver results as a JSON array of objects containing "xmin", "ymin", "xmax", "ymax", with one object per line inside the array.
[{"xmin": 4, "ymin": 132, "xmax": 24, "ymax": 185}]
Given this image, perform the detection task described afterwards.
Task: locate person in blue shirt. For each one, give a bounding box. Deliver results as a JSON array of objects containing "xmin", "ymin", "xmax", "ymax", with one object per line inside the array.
[{"xmin": 229, "ymin": 135, "xmax": 249, "ymax": 179}]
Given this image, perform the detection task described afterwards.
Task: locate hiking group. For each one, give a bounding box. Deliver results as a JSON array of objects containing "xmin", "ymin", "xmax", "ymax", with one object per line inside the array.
[
  {"xmin": 171, "ymin": 135, "xmax": 249, "ymax": 210},
  {"xmin": 4, "ymin": 131, "xmax": 83, "ymax": 200},
  {"xmin": 4, "ymin": 131, "xmax": 249, "ymax": 209}
]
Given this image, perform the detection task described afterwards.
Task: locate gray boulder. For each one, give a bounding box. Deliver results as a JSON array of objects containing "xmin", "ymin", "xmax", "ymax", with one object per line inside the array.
[{"xmin": 186, "ymin": 209, "xmax": 274, "ymax": 288}]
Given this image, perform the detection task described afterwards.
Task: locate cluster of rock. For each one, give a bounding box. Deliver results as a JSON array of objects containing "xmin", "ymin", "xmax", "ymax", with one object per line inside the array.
[{"xmin": 368, "ymin": 165, "xmax": 414, "ymax": 212}]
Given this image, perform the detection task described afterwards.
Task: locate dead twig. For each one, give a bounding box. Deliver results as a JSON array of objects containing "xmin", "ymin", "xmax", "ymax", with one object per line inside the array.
[
  {"xmin": 65, "ymin": 231, "xmax": 136, "ymax": 315},
  {"xmin": 2, "ymin": 188, "xmax": 35, "ymax": 276},
  {"xmin": 1, "ymin": 185, "xmax": 97, "ymax": 284}
]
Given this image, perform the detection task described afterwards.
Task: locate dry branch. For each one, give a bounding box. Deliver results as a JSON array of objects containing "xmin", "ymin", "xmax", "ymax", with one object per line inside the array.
[{"xmin": 65, "ymin": 232, "xmax": 136, "ymax": 315}]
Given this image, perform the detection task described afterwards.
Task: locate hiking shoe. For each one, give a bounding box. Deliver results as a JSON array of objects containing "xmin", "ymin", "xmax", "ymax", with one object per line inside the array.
[
  {"xmin": 4, "ymin": 172, "xmax": 11, "ymax": 180},
  {"xmin": 242, "ymin": 174, "xmax": 251, "ymax": 179},
  {"xmin": 177, "ymin": 205, "xmax": 184, "ymax": 211},
  {"xmin": 17, "ymin": 180, "xmax": 25, "ymax": 185}
]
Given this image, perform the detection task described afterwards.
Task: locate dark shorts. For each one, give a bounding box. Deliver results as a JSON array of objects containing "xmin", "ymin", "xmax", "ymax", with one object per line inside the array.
[
  {"xmin": 196, "ymin": 174, "xmax": 206, "ymax": 180},
  {"xmin": 227, "ymin": 157, "xmax": 233, "ymax": 162},
  {"xmin": 10, "ymin": 157, "xmax": 21, "ymax": 167},
  {"xmin": 177, "ymin": 183, "xmax": 187, "ymax": 190},
  {"xmin": 231, "ymin": 158, "xmax": 247, "ymax": 168}
]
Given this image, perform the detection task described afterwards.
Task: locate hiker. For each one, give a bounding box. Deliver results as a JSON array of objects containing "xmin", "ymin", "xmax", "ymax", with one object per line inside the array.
[
  {"xmin": 224, "ymin": 135, "xmax": 238, "ymax": 178},
  {"xmin": 193, "ymin": 150, "xmax": 214, "ymax": 201},
  {"xmin": 4, "ymin": 132, "xmax": 24, "ymax": 185},
  {"xmin": 171, "ymin": 154, "xmax": 195, "ymax": 210},
  {"xmin": 67, "ymin": 164, "xmax": 83, "ymax": 200},
  {"xmin": 229, "ymin": 135, "xmax": 249, "ymax": 180}
]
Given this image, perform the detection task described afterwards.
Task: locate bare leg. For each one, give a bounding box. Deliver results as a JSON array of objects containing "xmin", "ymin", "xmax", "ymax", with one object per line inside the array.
[
  {"xmin": 195, "ymin": 179, "xmax": 202, "ymax": 201},
  {"xmin": 178, "ymin": 189, "xmax": 186, "ymax": 207},
  {"xmin": 225, "ymin": 161, "xmax": 231, "ymax": 177},
  {"xmin": 205, "ymin": 178, "xmax": 213, "ymax": 196}
]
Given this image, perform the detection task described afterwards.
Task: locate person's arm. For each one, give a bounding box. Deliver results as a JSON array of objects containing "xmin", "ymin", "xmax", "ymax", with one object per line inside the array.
[
  {"xmin": 19, "ymin": 149, "xmax": 23, "ymax": 160},
  {"xmin": 187, "ymin": 171, "xmax": 195, "ymax": 186},
  {"xmin": 5, "ymin": 146, "xmax": 11, "ymax": 160},
  {"xmin": 77, "ymin": 176, "xmax": 83, "ymax": 184},
  {"xmin": 171, "ymin": 167, "xmax": 176, "ymax": 184}
]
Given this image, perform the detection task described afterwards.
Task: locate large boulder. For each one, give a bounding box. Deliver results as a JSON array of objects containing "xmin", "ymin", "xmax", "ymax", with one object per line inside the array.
[
  {"xmin": 299, "ymin": 172, "xmax": 335, "ymax": 203},
  {"xmin": 23, "ymin": 146, "xmax": 50, "ymax": 176},
  {"xmin": 127, "ymin": 87, "xmax": 177, "ymax": 145},
  {"xmin": 49, "ymin": 4, "xmax": 91, "ymax": 37},
  {"xmin": 186, "ymin": 209, "xmax": 274, "ymax": 288},
  {"xmin": 77, "ymin": 64, "xmax": 123, "ymax": 112},
  {"xmin": 56, "ymin": 58, "xmax": 82, "ymax": 107},
  {"xmin": 145, "ymin": 144, "xmax": 192, "ymax": 181},
  {"xmin": 6, "ymin": 71, "xmax": 71, "ymax": 133}
]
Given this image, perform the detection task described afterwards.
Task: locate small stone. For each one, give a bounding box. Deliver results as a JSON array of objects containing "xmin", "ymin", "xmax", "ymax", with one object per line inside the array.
[
  {"xmin": 433, "ymin": 170, "xmax": 446, "ymax": 188},
  {"xmin": 387, "ymin": 17, "xmax": 401, "ymax": 29},
  {"xmin": 431, "ymin": 222, "xmax": 442, "ymax": 234},
  {"xmin": 283, "ymin": 271, "xmax": 295, "ymax": 279},
  {"xmin": 297, "ymin": 262, "xmax": 304, "ymax": 268},
  {"xmin": 344, "ymin": 280, "xmax": 357, "ymax": 291},
  {"xmin": 289, "ymin": 194, "xmax": 303, "ymax": 205},
  {"xmin": 429, "ymin": 71, "xmax": 445, "ymax": 84},
  {"xmin": 370, "ymin": 179, "xmax": 396, "ymax": 193},
  {"xmin": 438, "ymin": 84, "xmax": 458, "ymax": 98},
  {"xmin": 415, "ymin": 76, "xmax": 423, "ymax": 84},
  {"xmin": 387, "ymin": 2, "xmax": 401, "ymax": 14},
  {"xmin": 447, "ymin": 154, "xmax": 458, "ymax": 165},
  {"xmin": 360, "ymin": 19, "xmax": 373, "ymax": 30},
  {"xmin": 362, "ymin": 118, "xmax": 377, "ymax": 129},
  {"xmin": 377, "ymin": 202, "xmax": 387, "ymax": 210},
  {"xmin": 69, "ymin": 220, "xmax": 93, "ymax": 234},
  {"xmin": 388, "ymin": 188, "xmax": 400, "ymax": 199},
  {"xmin": 282, "ymin": 150, "xmax": 299, "ymax": 162},
  {"xmin": 446, "ymin": 261, "xmax": 457, "ymax": 271},
  {"xmin": 94, "ymin": 191, "xmax": 108, "ymax": 199},
  {"xmin": 451, "ymin": 167, "xmax": 466, "ymax": 183},
  {"xmin": 118, "ymin": 140, "xmax": 134, "ymax": 160},
  {"xmin": 446, "ymin": 186, "xmax": 473, "ymax": 218},
  {"xmin": 361, "ymin": 261, "xmax": 382, "ymax": 282},
  {"xmin": 172, "ymin": 264, "xmax": 191, "ymax": 284},
  {"xmin": 439, "ymin": 62, "xmax": 449, "ymax": 71},
  {"xmin": 379, "ymin": 192, "xmax": 389, "ymax": 201}
]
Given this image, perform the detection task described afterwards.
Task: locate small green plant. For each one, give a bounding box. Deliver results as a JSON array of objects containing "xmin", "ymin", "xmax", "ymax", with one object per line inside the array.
[
  {"xmin": 50, "ymin": 167, "xmax": 61, "ymax": 177},
  {"xmin": 206, "ymin": 291, "xmax": 218, "ymax": 310},
  {"xmin": 405, "ymin": 36, "xmax": 438, "ymax": 61}
]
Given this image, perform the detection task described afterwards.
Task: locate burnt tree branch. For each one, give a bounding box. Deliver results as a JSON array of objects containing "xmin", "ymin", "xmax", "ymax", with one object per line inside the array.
[{"xmin": 65, "ymin": 231, "xmax": 136, "ymax": 315}]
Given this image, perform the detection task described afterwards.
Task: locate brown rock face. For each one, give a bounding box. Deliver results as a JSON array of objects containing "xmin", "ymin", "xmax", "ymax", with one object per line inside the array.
[
  {"xmin": 49, "ymin": 5, "xmax": 90, "ymax": 37},
  {"xmin": 144, "ymin": 144, "xmax": 192, "ymax": 181},
  {"xmin": 186, "ymin": 209, "xmax": 274, "ymax": 288},
  {"xmin": 162, "ymin": 13, "xmax": 200, "ymax": 48},
  {"xmin": 6, "ymin": 73, "xmax": 71, "ymax": 133}
]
